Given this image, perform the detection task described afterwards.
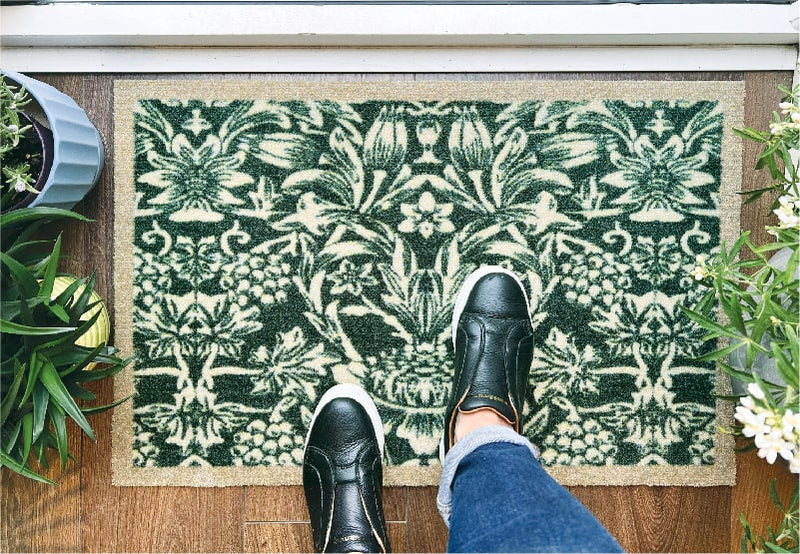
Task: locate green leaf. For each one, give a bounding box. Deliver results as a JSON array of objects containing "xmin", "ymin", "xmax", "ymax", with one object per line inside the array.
[
  {"xmin": 38, "ymin": 358, "xmax": 96, "ymax": 441},
  {"xmin": 0, "ymin": 206, "xmax": 91, "ymax": 229},
  {"xmin": 81, "ymin": 394, "xmax": 132, "ymax": 415},
  {"xmin": 694, "ymin": 341, "xmax": 744, "ymax": 362},
  {"xmin": 48, "ymin": 403, "xmax": 69, "ymax": 470},
  {"xmin": 730, "ymin": 231, "xmax": 752, "ymax": 260},
  {"xmin": 741, "ymin": 186, "xmax": 776, "ymax": 206},
  {"xmin": 0, "ymin": 360, "xmax": 24, "ymax": 426},
  {"xmin": 769, "ymin": 478, "xmax": 784, "ymax": 511},
  {"xmin": 679, "ymin": 305, "xmax": 739, "ymax": 339},
  {"xmin": 0, "ymin": 252, "xmax": 39, "ymax": 299},
  {"xmin": 31, "ymin": 309, "xmax": 100, "ymax": 356},
  {"xmin": 71, "ymin": 274, "xmax": 96, "ymax": 318},
  {"xmin": 58, "ymin": 343, "xmax": 105, "ymax": 377},
  {"xmin": 3, "ymin": 419, "xmax": 22, "ymax": 454},
  {"xmin": 720, "ymin": 362, "xmax": 757, "ymax": 384},
  {"xmin": 0, "ymin": 449, "xmax": 54, "ymax": 485},
  {"xmin": 734, "ymin": 127, "xmax": 769, "ymax": 143},
  {"xmin": 20, "ymin": 411, "xmax": 33, "ymax": 466},
  {"xmin": 38, "ymin": 234, "xmax": 61, "ymax": 306},
  {"xmin": 66, "ymin": 382, "xmax": 96, "ymax": 402},
  {"xmin": 5, "ymin": 239, "xmax": 52, "ymax": 259},
  {"xmin": 0, "ymin": 296, "xmax": 46, "ymax": 321},
  {"xmin": 46, "ymin": 303, "xmax": 70, "ymax": 324},
  {"xmin": 763, "ymin": 543, "xmax": 792, "ymax": 553},
  {"xmin": 73, "ymin": 359, "xmax": 129, "ymax": 382},
  {"xmin": 720, "ymin": 290, "xmax": 747, "ymax": 335},
  {"xmin": 31, "ymin": 382, "xmax": 49, "ymax": 443},
  {"xmin": 53, "ymin": 277, "xmax": 85, "ymax": 308},
  {"xmin": 35, "ymin": 432, "xmax": 49, "ymax": 468},
  {"xmin": 779, "ymin": 144, "xmax": 797, "ymax": 181},
  {"xmin": 0, "ymin": 320, "xmax": 76, "ymax": 336},
  {"xmin": 17, "ymin": 351, "xmax": 42, "ymax": 407}
]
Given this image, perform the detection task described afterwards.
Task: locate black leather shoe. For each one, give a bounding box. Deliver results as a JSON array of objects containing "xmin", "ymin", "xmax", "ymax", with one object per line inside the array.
[
  {"xmin": 441, "ymin": 266, "xmax": 534, "ymax": 458},
  {"xmin": 303, "ymin": 384, "xmax": 390, "ymax": 553}
]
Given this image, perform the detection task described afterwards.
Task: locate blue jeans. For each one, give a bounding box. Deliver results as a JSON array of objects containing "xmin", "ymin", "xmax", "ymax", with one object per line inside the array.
[{"xmin": 437, "ymin": 426, "xmax": 624, "ymax": 553}]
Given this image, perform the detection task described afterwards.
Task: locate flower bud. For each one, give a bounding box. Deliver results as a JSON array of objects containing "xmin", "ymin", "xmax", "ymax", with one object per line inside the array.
[
  {"xmin": 448, "ymin": 106, "xmax": 493, "ymax": 173},
  {"xmin": 363, "ymin": 105, "xmax": 408, "ymax": 172}
]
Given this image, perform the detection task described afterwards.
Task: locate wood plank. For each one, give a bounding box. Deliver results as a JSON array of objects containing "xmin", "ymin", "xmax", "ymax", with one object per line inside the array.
[
  {"xmin": 406, "ymin": 486, "xmax": 448, "ymax": 553},
  {"xmin": 245, "ymin": 485, "xmax": 405, "ymax": 522},
  {"xmin": 740, "ymin": 71, "xmax": 793, "ymax": 249},
  {"xmin": 246, "ymin": 485, "xmax": 308, "ymax": 522},
  {"xmin": 245, "ymin": 523, "xmax": 313, "ymax": 553},
  {"xmin": 384, "ymin": 487, "xmax": 407, "ymax": 522},
  {"xmin": 387, "ymin": 521, "xmax": 407, "ymax": 552},
  {"xmin": 0, "ymin": 454, "xmax": 82, "ymax": 553},
  {"xmin": 571, "ymin": 485, "xmax": 731, "ymax": 552},
  {"xmin": 730, "ymin": 446, "xmax": 798, "ymax": 552},
  {"xmin": 245, "ymin": 521, "xmax": 405, "ymax": 552}
]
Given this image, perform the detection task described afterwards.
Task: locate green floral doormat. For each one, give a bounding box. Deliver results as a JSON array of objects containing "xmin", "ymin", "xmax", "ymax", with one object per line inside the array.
[{"xmin": 113, "ymin": 80, "xmax": 742, "ymax": 487}]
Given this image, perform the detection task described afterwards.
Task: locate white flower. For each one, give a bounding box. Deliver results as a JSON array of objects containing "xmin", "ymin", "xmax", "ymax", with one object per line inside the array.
[
  {"xmin": 13, "ymin": 179, "xmax": 27, "ymax": 193},
  {"xmin": 747, "ymin": 383, "xmax": 766, "ymax": 400},
  {"xmin": 755, "ymin": 429, "xmax": 794, "ymax": 464},
  {"xmin": 735, "ymin": 404, "xmax": 769, "ymax": 438},
  {"xmin": 791, "ymin": 452, "xmax": 800, "ymax": 474},
  {"xmin": 779, "ymin": 101, "xmax": 794, "ymax": 112},
  {"xmin": 690, "ymin": 255, "xmax": 710, "ymax": 280},
  {"xmin": 774, "ymin": 195, "xmax": 800, "ymax": 229},
  {"xmin": 783, "ymin": 409, "xmax": 800, "ymax": 433},
  {"xmin": 739, "ymin": 395, "xmax": 755, "ymax": 410}
]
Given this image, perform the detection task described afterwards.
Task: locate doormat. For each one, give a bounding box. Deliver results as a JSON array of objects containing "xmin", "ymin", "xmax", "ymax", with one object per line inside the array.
[{"xmin": 113, "ymin": 80, "xmax": 742, "ymax": 487}]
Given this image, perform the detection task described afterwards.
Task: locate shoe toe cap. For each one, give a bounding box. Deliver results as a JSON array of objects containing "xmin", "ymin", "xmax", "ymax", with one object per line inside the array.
[
  {"xmin": 307, "ymin": 398, "xmax": 378, "ymax": 463},
  {"xmin": 465, "ymin": 273, "xmax": 529, "ymax": 317}
]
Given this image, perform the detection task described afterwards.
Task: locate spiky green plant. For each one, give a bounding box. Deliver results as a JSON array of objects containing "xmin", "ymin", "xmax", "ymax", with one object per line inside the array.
[{"xmin": 1, "ymin": 206, "xmax": 130, "ymax": 484}]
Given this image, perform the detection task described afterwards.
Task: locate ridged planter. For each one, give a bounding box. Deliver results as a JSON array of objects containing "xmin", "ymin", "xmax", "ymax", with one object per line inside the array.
[{"xmin": 2, "ymin": 70, "xmax": 104, "ymax": 210}]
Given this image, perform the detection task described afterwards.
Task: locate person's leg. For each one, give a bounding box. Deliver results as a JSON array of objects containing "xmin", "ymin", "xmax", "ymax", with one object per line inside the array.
[
  {"xmin": 439, "ymin": 266, "xmax": 622, "ymax": 552},
  {"xmin": 442, "ymin": 427, "xmax": 623, "ymax": 553}
]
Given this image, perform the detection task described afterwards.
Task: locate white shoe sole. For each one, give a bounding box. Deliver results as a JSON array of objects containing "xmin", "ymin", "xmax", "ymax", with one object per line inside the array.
[{"xmin": 304, "ymin": 383, "xmax": 385, "ymax": 458}]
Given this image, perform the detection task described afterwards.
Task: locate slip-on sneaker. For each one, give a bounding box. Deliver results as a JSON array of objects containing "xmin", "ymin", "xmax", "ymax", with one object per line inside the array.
[
  {"xmin": 303, "ymin": 384, "xmax": 390, "ymax": 553},
  {"xmin": 441, "ymin": 265, "xmax": 534, "ymax": 459}
]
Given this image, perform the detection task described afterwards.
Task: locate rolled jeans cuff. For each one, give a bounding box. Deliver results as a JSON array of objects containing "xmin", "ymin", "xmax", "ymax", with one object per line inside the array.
[{"xmin": 436, "ymin": 425, "xmax": 540, "ymax": 527}]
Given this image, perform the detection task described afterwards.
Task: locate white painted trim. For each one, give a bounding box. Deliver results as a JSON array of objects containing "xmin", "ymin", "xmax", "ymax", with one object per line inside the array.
[
  {"xmin": 1, "ymin": 2, "xmax": 798, "ymax": 73},
  {"xmin": 1, "ymin": 3, "xmax": 799, "ymax": 48},
  {"xmin": 2, "ymin": 45, "xmax": 798, "ymax": 73}
]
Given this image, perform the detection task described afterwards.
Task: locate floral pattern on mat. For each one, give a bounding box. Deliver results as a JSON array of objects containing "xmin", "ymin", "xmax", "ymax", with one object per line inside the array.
[{"xmin": 129, "ymin": 97, "xmax": 723, "ymax": 469}]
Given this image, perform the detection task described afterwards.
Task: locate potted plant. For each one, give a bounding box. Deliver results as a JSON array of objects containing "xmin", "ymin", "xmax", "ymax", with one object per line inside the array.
[
  {"xmin": 0, "ymin": 79, "xmax": 52, "ymax": 212},
  {"xmin": 0, "ymin": 206, "xmax": 128, "ymax": 483},
  {"xmin": 684, "ymin": 84, "xmax": 799, "ymax": 552},
  {"xmin": 0, "ymin": 70, "xmax": 104, "ymax": 212}
]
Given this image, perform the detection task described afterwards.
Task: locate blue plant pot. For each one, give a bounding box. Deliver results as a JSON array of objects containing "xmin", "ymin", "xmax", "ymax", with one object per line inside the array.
[{"xmin": 2, "ymin": 70, "xmax": 104, "ymax": 210}]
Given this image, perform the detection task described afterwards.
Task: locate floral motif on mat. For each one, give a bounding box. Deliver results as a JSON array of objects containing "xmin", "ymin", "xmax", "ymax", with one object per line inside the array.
[{"xmin": 128, "ymin": 97, "xmax": 723, "ymax": 470}]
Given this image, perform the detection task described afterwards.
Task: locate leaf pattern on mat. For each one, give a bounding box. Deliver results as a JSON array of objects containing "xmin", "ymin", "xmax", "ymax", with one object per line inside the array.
[{"xmin": 129, "ymin": 97, "xmax": 723, "ymax": 468}]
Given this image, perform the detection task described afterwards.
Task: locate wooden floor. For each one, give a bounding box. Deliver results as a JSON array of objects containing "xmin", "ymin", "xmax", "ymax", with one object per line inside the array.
[{"xmin": 2, "ymin": 71, "xmax": 796, "ymax": 553}]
